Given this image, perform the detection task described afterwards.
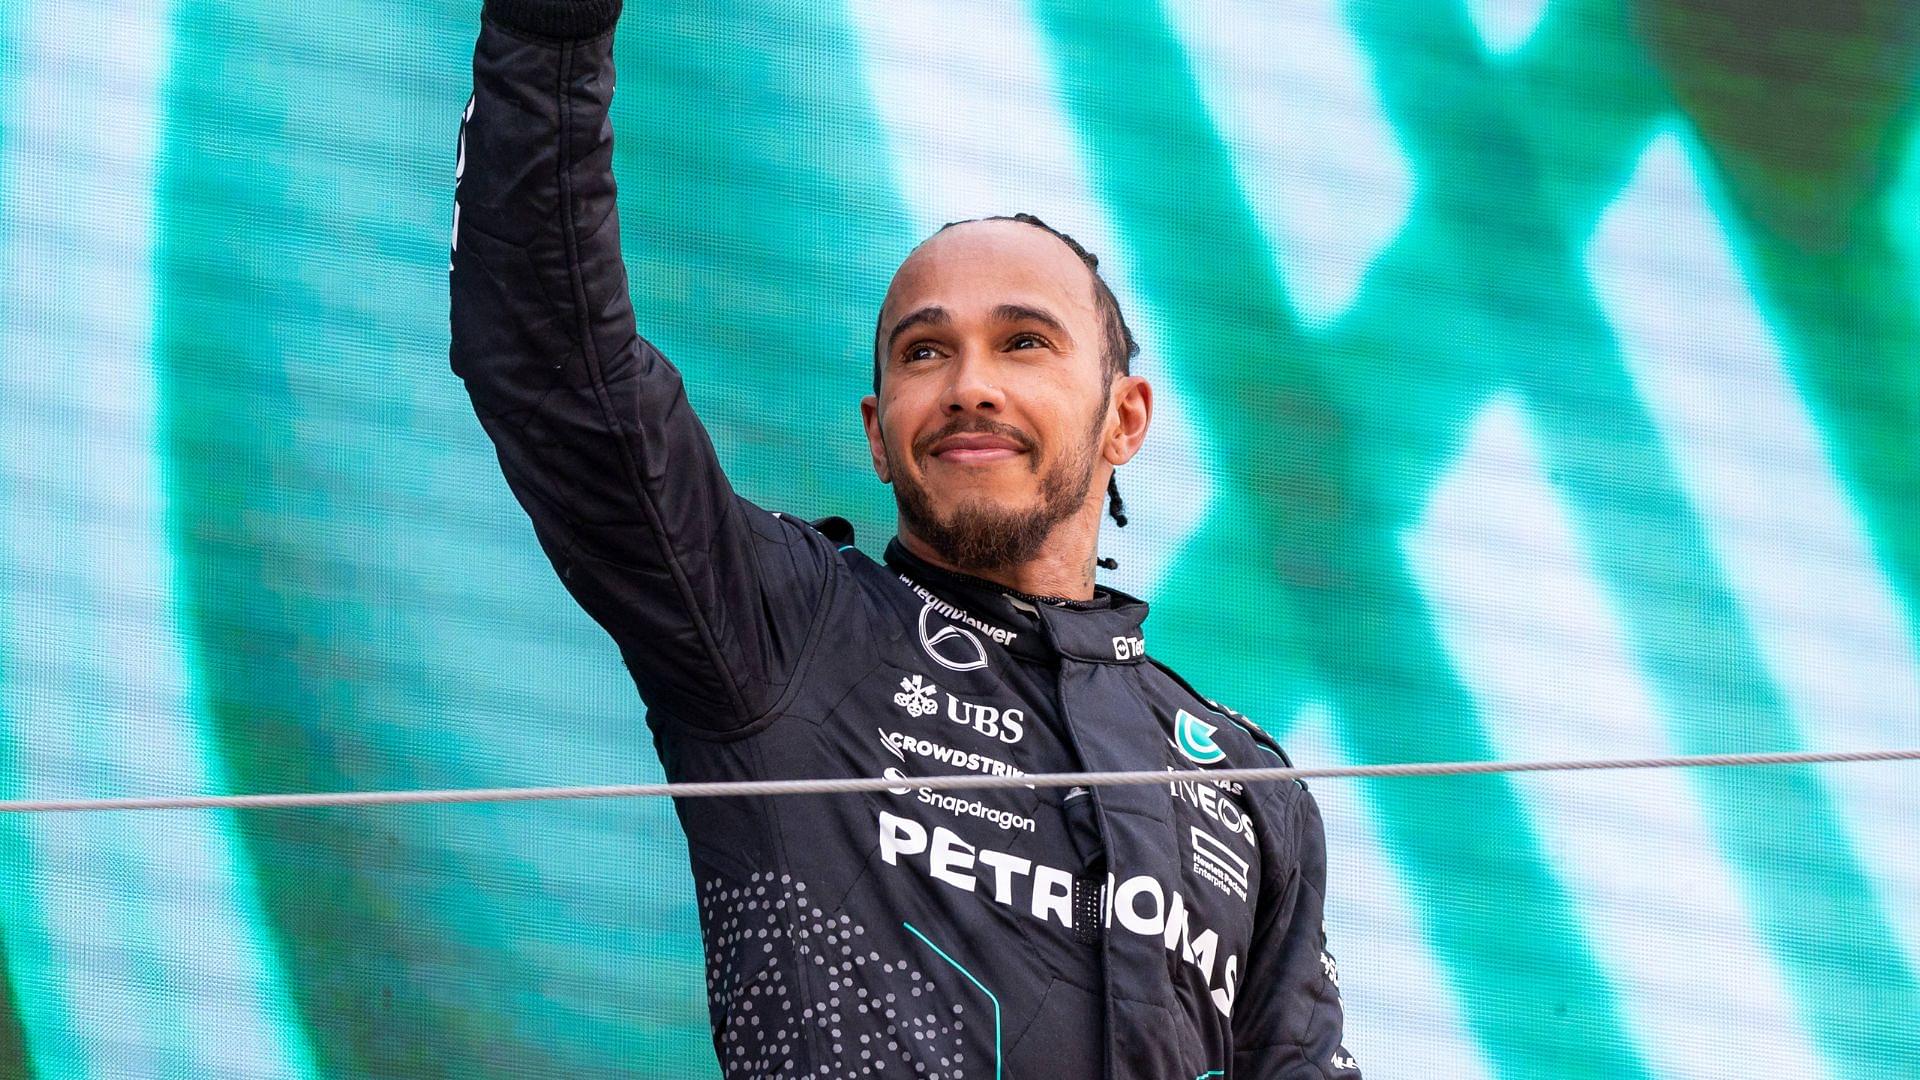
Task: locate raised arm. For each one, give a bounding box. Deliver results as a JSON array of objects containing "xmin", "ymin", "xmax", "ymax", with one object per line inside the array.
[{"xmin": 450, "ymin": 0, "xmax": 833, "ymax": 730}]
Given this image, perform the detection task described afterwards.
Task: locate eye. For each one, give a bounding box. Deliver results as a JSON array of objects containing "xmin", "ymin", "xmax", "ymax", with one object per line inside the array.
[
  {"xmin": 1007, "ymin": 332, "xmax": 1049, "ymax": 351},
  {"xmin": 902, "ymin": 342, "xmax": 940, "ymax": 362}
]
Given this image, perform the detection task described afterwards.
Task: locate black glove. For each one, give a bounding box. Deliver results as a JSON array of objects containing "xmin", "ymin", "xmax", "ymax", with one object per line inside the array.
[{"xmin": 482, "ymin": 0, "xmax": 622, "ymax": 40}]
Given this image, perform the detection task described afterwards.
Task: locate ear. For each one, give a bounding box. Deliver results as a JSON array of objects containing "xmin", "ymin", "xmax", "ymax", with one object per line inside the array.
[
  {"xmin": 861, "ymin": 394, "xmax": 892, "ymax": 483},
  {"xmin": 1103, "ymin": 375, "xmax": 1152, "ymax": 466}
]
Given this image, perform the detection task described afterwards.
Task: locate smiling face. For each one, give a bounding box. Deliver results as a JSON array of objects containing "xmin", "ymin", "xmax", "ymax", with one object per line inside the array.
[{"xmin": 862, "ymin": 218, "xmax": 1150, "ymax": 579}]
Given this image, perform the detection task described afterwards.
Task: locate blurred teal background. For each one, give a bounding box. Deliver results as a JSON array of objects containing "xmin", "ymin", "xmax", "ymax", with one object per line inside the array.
[{"xmin": 2, "ymin": 0, "xmax": 1919, "ymax": 1076}]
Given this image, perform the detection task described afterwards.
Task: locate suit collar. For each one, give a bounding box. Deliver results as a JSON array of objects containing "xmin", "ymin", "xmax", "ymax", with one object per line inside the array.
[{"xmin": 884, "ymin": 539, "xmax": 1151, "ymax": 665}]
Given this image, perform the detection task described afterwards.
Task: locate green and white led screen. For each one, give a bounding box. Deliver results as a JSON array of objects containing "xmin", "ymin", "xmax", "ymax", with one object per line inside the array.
[{"xmin": 1, "ymin": 0, "xmax": 1918, "ymax": 1076}]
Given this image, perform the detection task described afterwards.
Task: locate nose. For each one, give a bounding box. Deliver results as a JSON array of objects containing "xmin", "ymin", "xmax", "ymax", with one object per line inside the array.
[{"xmin": 940, "ymin": 349, "xmax": 1006, "ymax": 416}]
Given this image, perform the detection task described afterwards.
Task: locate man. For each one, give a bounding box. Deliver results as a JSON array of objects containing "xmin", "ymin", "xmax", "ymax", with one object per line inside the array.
[{"xmin": 450, "ymin": 0, "xmax": 1362, "ymax": 1075}]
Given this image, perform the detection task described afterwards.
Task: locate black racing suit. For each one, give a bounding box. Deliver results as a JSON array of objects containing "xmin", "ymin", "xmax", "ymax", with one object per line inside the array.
[{"xmin": 450, "ymin": 2, "xmax": 1361, "ymax": 1076}]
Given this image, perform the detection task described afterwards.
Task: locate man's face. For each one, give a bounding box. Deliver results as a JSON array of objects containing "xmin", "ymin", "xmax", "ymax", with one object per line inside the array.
[{"xmin": 861, "ymin": 220, "xmax": 1128, "ymax": 572}]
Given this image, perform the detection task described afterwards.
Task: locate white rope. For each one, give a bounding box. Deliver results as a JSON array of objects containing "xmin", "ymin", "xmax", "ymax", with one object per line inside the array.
[{"xmin": 0, "ymin": 746, "xmax": 1915, "ymax": 814}]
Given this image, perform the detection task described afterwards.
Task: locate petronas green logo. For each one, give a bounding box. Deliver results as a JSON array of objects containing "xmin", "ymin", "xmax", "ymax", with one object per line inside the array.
[{"xmin": 1173, "ymin": 709, "xmax": 1226, "ymax": 765}]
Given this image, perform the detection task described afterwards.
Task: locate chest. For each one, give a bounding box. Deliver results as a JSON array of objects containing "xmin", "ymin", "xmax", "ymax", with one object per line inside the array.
[{"xmin": 809, "ymin": 632, "xmax": 1267, "ymax": 991}]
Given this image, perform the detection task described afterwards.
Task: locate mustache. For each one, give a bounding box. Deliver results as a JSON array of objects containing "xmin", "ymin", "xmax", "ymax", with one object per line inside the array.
[{"xmin": 910, "ymin": 417, "xmax": 1039, "ymax": 460}]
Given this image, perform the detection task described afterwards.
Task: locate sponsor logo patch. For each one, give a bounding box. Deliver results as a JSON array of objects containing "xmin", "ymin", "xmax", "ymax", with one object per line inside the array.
[
  {"xmin": 881, "ymin": 769, "xmax": 1035, "ymax": 832},
  {"xmin": 1168, "ymin": 769, "xmax": 1258, "ymax": 848},
  {"xmin": 943, "ymin": 691, "xmax": 1024, "ymax": 744},
  {"xmin": 1190, "ymin": 826, "xmax": 1251, "ymax": 901},
  {"xmin": 879, "ymin": 728, "xmax": 1025, "ymax": 779},
  {"xmin": 1173, "ymin": 708, "xmax": 1226, "ymax": 765},
  {"xmin": 878, "ymin": 811, "xmax": 1241, "ymax": 1016},
  {"xmin": 892, "ymin": 674, "xmax": 939, "ymax": 717},
  {"xmin": 917, "ymin": 601, "xmax": 990, "ymax": 672},
  {"xmin": 888, "ymin": 674, "xmax": 1025, "ymax": 744}
]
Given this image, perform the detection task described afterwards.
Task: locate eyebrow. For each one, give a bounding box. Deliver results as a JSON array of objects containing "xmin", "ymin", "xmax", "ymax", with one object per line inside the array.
[
  {"xmin": 885, "ymin": 305, "xmax": 951, "ymax": 353},
  {"xmin": 885, "ymin": 302, "xmax": 1075, "ymax": 356},
  {"xmin": 992, "ymin": 303, "xmax": 1070, "ymax": 342}
]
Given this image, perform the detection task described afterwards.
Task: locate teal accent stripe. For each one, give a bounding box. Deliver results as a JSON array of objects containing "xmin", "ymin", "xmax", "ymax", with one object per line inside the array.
[{"xmin": 903, "ymin": 921, "xmax": 1001, "ymax": 1080}]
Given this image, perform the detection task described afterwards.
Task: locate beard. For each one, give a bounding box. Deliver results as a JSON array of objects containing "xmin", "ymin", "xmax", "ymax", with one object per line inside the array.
[{"xmin": 887, "ymin": 405, "xmax": 1105, "ymax": 574}]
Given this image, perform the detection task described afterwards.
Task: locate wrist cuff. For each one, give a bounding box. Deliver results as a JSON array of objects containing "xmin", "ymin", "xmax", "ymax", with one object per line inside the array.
[{"xmin": 481, "ymin": 0, "xmax": 622, "ymax": 41}]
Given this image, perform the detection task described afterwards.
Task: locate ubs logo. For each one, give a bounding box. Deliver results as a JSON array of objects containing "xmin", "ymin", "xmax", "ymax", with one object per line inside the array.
[
  {"xmin": 919, "ymin": 602, "xmax": 989, "ymax": 672},
  {"xmin": 887, "ymin": 673, "xmax": 1026, "ymax": 744}
]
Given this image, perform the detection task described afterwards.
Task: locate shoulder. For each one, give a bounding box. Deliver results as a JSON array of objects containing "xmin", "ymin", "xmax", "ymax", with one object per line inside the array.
[
  {"xmin": 1143, "ymin": 655, "xmax": 1295, "ymax": 768},
  {"xmin": 1142, "ymin": 657, "xmax": 1324, "ymax": 869},
  {"xmin": 793, "ymin": 516, "xmax": 924, "ymax": 629}
]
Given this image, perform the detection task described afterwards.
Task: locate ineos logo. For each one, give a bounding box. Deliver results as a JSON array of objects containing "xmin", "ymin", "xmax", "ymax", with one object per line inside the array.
[{"xmin": 919, "ymin": 603, "xmax": 989, "ymax": 672}]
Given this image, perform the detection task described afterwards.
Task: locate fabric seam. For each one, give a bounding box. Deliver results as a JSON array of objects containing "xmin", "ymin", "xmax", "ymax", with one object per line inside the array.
[
  {"xmin": 646, "ymin": 540, "xmax": 844, "ymax": 743},
  {"xmin": 552, "ymin": 36, "xmax": 753, "ymax": 725}
]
